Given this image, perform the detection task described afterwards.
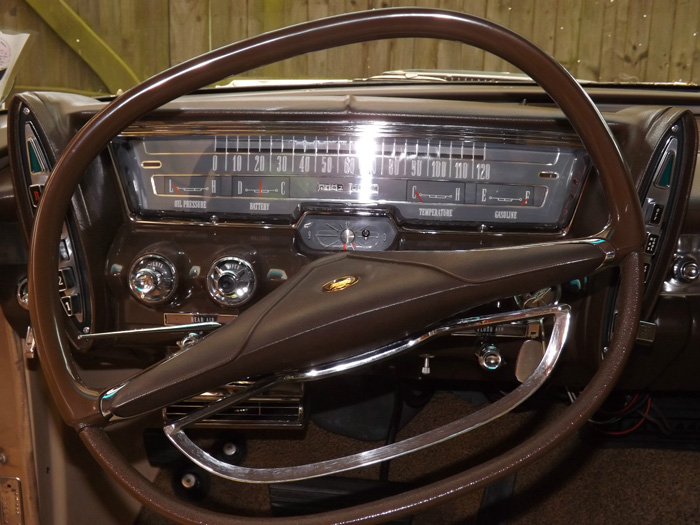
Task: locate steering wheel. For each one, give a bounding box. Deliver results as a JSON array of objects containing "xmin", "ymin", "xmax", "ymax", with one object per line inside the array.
[{"xmin": 28, "ymin": 8, "xmax": 644, "ymax": 523}]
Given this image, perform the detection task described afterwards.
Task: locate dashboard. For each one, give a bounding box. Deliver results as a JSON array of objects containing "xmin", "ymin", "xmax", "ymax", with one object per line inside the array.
[
  {"xmin": 1, "ymin": 86, "xmax": 698, "ymax": 392},
  {"xmin": 4, "ymin": 81, "xmax": 700, "ymax": 524}
]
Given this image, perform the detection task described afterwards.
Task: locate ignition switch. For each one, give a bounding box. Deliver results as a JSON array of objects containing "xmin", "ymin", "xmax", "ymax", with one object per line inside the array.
[{"xmin": 207, "ymin": 256, "xmax": 257, "ymax": 306}]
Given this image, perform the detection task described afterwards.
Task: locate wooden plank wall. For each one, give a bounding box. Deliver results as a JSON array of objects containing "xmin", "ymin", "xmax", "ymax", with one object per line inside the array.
[{"xmin": 2, "ymin": 0, "xmax": 700, "ymax": 96}]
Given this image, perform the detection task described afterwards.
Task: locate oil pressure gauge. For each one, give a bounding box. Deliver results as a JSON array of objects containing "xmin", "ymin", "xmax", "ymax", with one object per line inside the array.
[{"xmin": 207, "ymin": 257, "xmax": 256, "ymax": 306}]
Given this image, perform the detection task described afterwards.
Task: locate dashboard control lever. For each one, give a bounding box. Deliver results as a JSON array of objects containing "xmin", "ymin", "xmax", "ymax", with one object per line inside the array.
[
  {"xmin": 77, "ymin": 322, "xmax": 221, "ymax": 345},
  {"xmin": 24, "ymin": 326, "xmax": 36, "ymax": 360},
  {"xmin": 420, "ymin": 354, "xmax": 434, "ymax": 375}
]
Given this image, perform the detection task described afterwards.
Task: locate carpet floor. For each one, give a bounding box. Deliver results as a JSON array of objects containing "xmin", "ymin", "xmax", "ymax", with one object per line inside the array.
[{"xmin": 137, "ymin": 390, "xmax": 700, "ymax": 524}]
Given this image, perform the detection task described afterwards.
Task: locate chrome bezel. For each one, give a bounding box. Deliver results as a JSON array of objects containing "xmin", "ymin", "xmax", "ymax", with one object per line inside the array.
[
  {"xmin": 207, "ymin": 256, "xmax": 257, "ymax": 307},
  {"xmin": 16, "ymin": 277, "xmax": 29, "ymax": 310},
  {"xmin": 128, "ymin": 254, "xmax": 178, "ymax": 305}
]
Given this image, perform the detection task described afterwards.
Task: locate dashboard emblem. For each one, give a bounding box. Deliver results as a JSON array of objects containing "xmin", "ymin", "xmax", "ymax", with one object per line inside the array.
[{"xmin": 322, "ymin": 276, "xmax": 359, "ymax": 293}]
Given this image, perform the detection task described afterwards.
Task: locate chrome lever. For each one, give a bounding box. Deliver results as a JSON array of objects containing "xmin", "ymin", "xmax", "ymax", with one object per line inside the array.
[{"xmin": 78, "ymin": 322, "xmax": 222, "ymax": 345}]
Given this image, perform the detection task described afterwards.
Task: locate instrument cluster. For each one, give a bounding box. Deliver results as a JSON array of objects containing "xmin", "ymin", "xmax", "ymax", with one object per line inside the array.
[{"xmin": 111, "ymin": 122, "xmax": 590, "ymax": 250}]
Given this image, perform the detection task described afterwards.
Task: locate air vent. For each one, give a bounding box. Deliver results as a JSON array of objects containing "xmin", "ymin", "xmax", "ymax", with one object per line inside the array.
[{"xmin": 165, "ymin": 382, "xmax": 304, "ymax": 429}]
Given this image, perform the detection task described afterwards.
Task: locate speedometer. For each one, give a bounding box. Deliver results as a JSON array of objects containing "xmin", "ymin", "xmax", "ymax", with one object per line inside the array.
[{"xmin": 111, "ymin": 122, "xmax": 589, "ymax": 231}]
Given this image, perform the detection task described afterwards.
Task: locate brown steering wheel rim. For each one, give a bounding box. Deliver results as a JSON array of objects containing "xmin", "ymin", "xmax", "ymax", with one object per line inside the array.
[{"xmin": 28, "ymin": 8, "xmax": 644, "ymax": 523}]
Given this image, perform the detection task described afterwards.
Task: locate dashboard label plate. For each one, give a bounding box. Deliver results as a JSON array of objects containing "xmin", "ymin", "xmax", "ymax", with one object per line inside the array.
[{"xmin": 164, "ymin": 313, "xmax": 237, "ymax": 325}]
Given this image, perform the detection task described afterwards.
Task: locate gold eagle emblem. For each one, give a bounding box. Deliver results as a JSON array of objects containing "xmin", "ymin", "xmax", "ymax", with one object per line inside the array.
[{"xmin": 321, "ymin": 276, "xmax": 360, "ymax": 292}]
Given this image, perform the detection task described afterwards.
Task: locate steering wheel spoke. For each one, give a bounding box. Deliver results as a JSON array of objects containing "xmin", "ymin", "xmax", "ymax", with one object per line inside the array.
[
  {"xmin": 161, "ymin": 304, "xmax": 569, "ymax": 483},
  {"xmin": 100, "ymin": 241, "xmax": 605, "ymax": 421}
]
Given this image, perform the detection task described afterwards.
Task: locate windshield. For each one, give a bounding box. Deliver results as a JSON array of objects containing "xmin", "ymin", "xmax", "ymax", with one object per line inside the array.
[{"xmin": 3, "ymin": 0, "xmax": 700, "ymax": 98}]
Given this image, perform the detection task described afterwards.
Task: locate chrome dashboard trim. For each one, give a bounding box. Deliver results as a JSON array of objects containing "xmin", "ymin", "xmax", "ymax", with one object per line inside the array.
[
  {"xmin": 119, "ymin": 120, "xmax": 584, "ymax": 148},
  {"xmin": 78, "ymin": 321, "xmax": 222, "ymax": 342}
]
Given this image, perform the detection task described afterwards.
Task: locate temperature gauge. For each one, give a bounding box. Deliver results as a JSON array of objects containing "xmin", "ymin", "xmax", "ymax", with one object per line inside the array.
[{"xmin": 408, "ymin": 181, "xmax": 467, "ymax": 203}]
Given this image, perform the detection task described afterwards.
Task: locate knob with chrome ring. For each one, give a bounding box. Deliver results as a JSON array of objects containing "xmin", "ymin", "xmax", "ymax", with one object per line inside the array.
[
  {"xmin": 128, "ymin": 254, "xmax": 177, "ymax": 304},
  {"xmin": 207, "ymin": 257, "xmax": 256, "ymax": 307}
]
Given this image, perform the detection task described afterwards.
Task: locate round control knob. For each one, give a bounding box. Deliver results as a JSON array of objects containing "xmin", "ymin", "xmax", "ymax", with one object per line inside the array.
[
  {"xmin": 129, "ymin": 255, "xmax": 177, "ymax": 304},
  {"xmin": 673, "ymin": 258, "xmax": 700, "ymax": 283},
  {"xmin": 673, "ymin": 257, "xmax": 700, "ymax": 283},
  {"xmin": 477, "ymin": 344, "xmax": 503, "ymax": 371},
  {"xmin": 16, "ymin": 277, "xmax": 29, "ymax": 310},
  {"xmin": 132, "ymin": 267, "xmax": 158, "ymax": 295},
  {"xmin": 340, "ymin": 229, "xmax": 355, "ymax": 244},
  {"xmin": 207, "ymin": 257, "xmax": 256, "ymax": 306}
]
